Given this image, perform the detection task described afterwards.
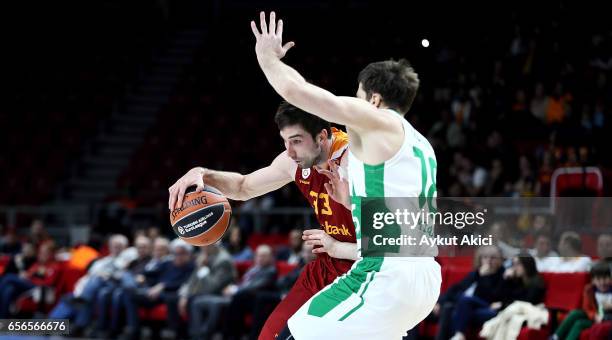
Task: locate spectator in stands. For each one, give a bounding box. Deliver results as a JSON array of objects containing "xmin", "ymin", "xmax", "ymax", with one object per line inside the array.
[
  {"xmin": 550, "ymin": 231, "xmax": 592, "ymax": 272},
  {"xmin": 433, "ymin": 245, "xmax": 505, "ymax": 340},
  {"xmin": 167, "ymin": 243, "xmax": 236, "ymax": 339},
  {"xmin": 530, "ymin": 82, "xmax": 548, "ymax": 123},
  {"xmin": 147, "ymin": 225, "xmax": 161, "ymax": 240},
  {"xmin": 1, "ymin": 241, "xmax": 36, "ymax": 276},
  {"xmin": 448, "ymin": 254, "xmax": 545, "ymax": 340},
  {"xmin": 513, "ymin": 156, "xmax": 540, "ymax": 197},
  {"xmin": 94, "ymin": 235, "xmax": 153, "ymax": 338},
  {"xmin": 552, "ymin": 261, "xmax": 612, "ymax": 340},
  {"xmin": 142, "ymin": 237, "xmax": 171, "ymax": 282},
  {"xmin": 49, "ymin": 234, "xmax": 129, "ymax": 336},
  {"xmin": 0, "ymin": 242, "xmax": 59, "ymax": 317},
  {"xmin": 223, "ymin": 244, "xmax": 278, "ymax": 340},
  {"xmin": 224, "ymin": 225, "xmax": 253, "ymax": 261},
  {"xmin": 28, "ymin": 219, "xmax": 50, "ymax": 247},
  {"xmin": 251, "ymin": 243, "xmax": 316, "ymax": 339},
  {"xmin": 275, "ymin": 229, "xmax": 304, "ymax": 265},
  {"xmin": 0, "ymin": 226, "xmax": 22, "ymax": 255},
  {"xmin": 484, "ymin": 158, "xmax": 507, "ymax": 197},
  {"xmin": 64, "ymin": 236, "xmax": 101, "ymax": 271},
  {"xmin": 598, "ymin": 234, "xmax": 612, "ymax": 262},
  {"xmin": 120, "ymin": 238, "xmax": 194, "ymax": 340},
  {"xmin": 532, "ymin": 215, "xmax": 551, "ymax": 235},
  {"xmin": 545, "ymin": 82, "xmax": 571, "ymax": 125},
  {"xmin": 489, "ymin": 221, "xmax": 521, "ymax": 260},
  {"xmin": 99, "ymin": 236, "xmax": 169, "ymax": 338},
  {"xmin": 529, "ymin": 232, "xmax": 559, "ymax": 272},
  {"xmin": 189, "ymin": 244, "xmax": 276, "ymax": 339}
]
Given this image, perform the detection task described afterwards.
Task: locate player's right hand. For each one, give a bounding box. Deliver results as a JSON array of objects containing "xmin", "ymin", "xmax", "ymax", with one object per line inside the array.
[{"xmin": 168, "ymin": 167, "xmax": 206, "ymax": 210}]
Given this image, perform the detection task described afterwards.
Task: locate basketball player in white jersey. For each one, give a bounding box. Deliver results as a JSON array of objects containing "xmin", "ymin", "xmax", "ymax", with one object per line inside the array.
[{"xmin": 251, "ymin": 11, "xmax": 442, "ymax": 339}]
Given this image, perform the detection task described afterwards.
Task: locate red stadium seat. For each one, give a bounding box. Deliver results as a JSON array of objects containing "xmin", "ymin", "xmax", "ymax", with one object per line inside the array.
[
  {"xmin": 247, "ymin": 233, "xmax": 290, "ymax": 252},
  {"xmin": 14, "ymin": 261, "xmax": 76, "ymax": 315},
  {"xmin": 541, "ymin": 272, "xmax": 590, "ymax": 311},
  {"xmin": 437, "ymin": 256, "xmax": 474, "ymax": 270},
  {"xmin": 55, "ymin": 264, "xmax": 87, "ymax": 296},
  {"xmin": 440, "ymin": 265, "xmax": 472, "ymax": 294},
  {"xmin": 276, "ymin": 261, "xmax": 298, "ymax": 277},
  {"xmin": 235, "ymin": 260, "xmax": 253, "ymax": 279},
  {"xmin": 247, "ymin": 233, "xmax": 267, "ymax": 251},
  {"xmin": 0, "ymin": 255, "xmax": 10, "ymax": 275},
  {"xmin": 517, "ymin": 324, "xmax": 550, "ymax": 340},
  {"xmin": 517, "ymin": 272, "xmax": 591, "ymax": 340},
  {"xmin": 139, "ymin": 304, "xmax": 168, "ymax": 321}
]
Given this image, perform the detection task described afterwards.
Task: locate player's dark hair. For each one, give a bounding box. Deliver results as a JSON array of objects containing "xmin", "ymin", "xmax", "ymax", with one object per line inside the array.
[
  {"xmin": 274, "ymin": 102, "xmax": 332, "ymax": 140},
  {"xmin": 358, "ymin": 59, "xmax": 420, "ymax": 115},
  {"xmin": 591, "ymin": 261, "xmax": 611, "ymax": 278}
]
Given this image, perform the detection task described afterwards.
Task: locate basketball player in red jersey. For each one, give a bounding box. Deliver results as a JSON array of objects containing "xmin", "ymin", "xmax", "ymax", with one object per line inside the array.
[{"xmin": 168, "ymin": 102, "xmax": 358, "ymax": 339}]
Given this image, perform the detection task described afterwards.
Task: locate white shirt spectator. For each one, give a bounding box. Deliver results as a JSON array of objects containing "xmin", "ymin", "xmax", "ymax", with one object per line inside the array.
[
  {"xmin": 528, "ymin": 248, "xmax": 560, "ymax": 272},
  {"xmin": 541, "ymin": 256, "xmax": 592, "ymax": 273}
]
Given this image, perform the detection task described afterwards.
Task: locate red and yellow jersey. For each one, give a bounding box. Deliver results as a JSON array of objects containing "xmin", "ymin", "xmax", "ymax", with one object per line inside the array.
[{"xmin": 294, "ymin": 128, "xmax": 356, "ymax": 279}]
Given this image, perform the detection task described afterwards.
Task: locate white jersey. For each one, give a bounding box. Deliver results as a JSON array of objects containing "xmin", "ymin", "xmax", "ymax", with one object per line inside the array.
[
  {"xmin": 348, "ymin": 111, "xmax": 438, "ymax": 257},
  {"xmin": 288, "ymin": 111, "xmax": 442, "ymax": 339}
]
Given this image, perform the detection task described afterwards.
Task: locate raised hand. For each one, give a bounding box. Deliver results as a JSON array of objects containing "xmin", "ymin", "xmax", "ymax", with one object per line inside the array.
[
  {"xmin": 317, "ymin": 160, "xmax": 350, "ymax": 209},
  {"xmin": 251, "ymin": 11, "xmax": 295, "ymax": 64}
]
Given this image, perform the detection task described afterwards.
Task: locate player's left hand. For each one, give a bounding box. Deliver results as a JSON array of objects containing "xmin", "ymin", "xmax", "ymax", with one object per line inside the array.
[
  {"xmin": 317, "ymin": 160, "xmax": 350, "ymax": 210},
  {"xmin": 303, "ymin": 229, "xmax": 338, "ymax": 257},
  {"xmin": 251, "ymin": 11, "xmax": 295, "ymax": 64}
]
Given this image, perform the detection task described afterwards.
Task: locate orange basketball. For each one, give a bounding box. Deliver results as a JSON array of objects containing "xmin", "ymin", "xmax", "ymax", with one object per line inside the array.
[{"xmin": 170, "ymin": 185, "xmax": 232, "ymax": 246}]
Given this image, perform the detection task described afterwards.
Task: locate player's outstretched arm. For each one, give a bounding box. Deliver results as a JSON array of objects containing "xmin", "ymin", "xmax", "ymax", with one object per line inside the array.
[
  {"xmin": 251, "ymin": 11, "xmax": 394, "ymax": 134},
  {"xmin": 168, "ymin": 151, "xmax": 296, "ymax": 209}
]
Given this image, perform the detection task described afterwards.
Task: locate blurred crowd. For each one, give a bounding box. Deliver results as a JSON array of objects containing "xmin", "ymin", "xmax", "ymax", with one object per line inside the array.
[
  {"xmin": 1, "ymin": 2, "xmax": 611, "ymax": 339},
  {"xmin": 0, "ymin": 220, "xmax": 312, "ymax": 340},
  {"xmin": 0, "ymin": 219, "xmax": 611, "ymax": 339}
]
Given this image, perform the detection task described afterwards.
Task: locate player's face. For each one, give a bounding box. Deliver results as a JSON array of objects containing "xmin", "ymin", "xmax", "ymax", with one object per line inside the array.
[{"xmin": 280, "ymin": 125, "xmax": 323, "ymax": 169}]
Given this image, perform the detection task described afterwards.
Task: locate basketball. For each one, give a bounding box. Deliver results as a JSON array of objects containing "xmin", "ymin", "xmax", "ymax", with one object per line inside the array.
[{"xmin": 169, "ymin": 185, "xmax": 232, "ymax": 246}]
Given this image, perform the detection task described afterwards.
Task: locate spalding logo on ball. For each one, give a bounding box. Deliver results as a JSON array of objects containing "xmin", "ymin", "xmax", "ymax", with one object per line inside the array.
[{"xmin": 170, "ymin": 185, "xmax": 232, "ymax": 246}]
